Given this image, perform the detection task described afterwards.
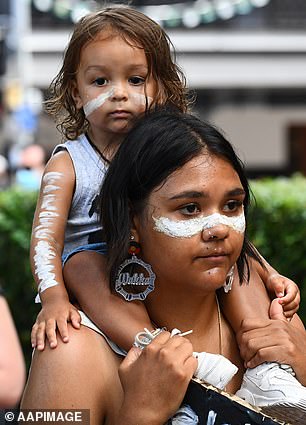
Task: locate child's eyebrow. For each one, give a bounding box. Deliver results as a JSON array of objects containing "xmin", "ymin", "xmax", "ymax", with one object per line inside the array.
[{"xmin": 84, "ymin": 64, "xmax": 148, "ymax": 73}]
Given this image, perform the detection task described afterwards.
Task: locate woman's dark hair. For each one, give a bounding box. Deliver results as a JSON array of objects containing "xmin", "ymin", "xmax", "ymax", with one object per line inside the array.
[{"xmin": 101, "ymin": 108, "xmax": 263, "ymax": 289}]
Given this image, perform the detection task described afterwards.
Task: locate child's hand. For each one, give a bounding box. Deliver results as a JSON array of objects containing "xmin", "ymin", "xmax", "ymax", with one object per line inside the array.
[
  {"xmin": 31, "ymin": 301, "xmax": 81, "ymax": 351},
  {"xmin": 266, "ymin": 273, "xmax": 300, "ymax": 319}
]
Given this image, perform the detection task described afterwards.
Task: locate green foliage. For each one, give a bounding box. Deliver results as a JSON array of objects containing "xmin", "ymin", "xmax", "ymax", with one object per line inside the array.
[
  {"xmin": 0, "ymin": 176, "xmax": 306, "ymax": 368},
  {"xmin": 248, "ymin": 174, "xmax": 306, "ymax": 324},
  {"xmin": 0, "ymin": 188, "xmax": 39, "ymax": 366}
]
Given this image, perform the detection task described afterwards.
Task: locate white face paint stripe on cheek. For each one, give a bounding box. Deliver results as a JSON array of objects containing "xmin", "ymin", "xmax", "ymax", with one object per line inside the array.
[
  {"xmin": 83, "ymin": 88, "xmax": 115, "ymax": 117},
  {"xmin": 153, "ymin": 212, "xmax": 246, "ymax": 238},
  {"xmin": 129, "ymin": 93, "xmax": 153, "ymax": 107}
]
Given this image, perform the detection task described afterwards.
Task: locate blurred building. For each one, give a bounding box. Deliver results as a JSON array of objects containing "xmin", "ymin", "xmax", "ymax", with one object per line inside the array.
[{"xmin": 2, "ymin": 0, "xmax": 306, "ymax": 177}]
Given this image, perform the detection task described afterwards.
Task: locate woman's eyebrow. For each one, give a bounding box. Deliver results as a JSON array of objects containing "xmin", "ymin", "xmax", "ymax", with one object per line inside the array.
[
  {"xmin": 169, "ymin": 191, "xmax": 207, "ymax": 200},
  {"xmin": 168, "ymin": 187, "xmax": 245, "ymax": 201},
  {"xmin": 227, "ymin": 188, "xmax": 245, "ymax": 197}
]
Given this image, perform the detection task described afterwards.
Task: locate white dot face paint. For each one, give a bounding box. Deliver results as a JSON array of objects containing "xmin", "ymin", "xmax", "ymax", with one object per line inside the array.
[
  {"xmin": 33, "ymin": 171, "xmax": 63, "ymax": 295},
  {"xmin": 83, "ymin": 88, "xmax": 115, "ymax": 117},
  {"xmin": 153, "ymin": 212, "xmax": 245, "ymax": 239}
]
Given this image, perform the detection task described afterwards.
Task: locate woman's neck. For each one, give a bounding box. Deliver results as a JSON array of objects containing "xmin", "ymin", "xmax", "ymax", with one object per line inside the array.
[{"xmin": 145, "ymin": 290, "xmax": 223, "ymax": 354}]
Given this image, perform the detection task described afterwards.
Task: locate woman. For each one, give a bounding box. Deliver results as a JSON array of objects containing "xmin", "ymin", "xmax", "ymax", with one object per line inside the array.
[{"xmin": 22, "ymin": 109, "xmax": 306, "ymax": 424}]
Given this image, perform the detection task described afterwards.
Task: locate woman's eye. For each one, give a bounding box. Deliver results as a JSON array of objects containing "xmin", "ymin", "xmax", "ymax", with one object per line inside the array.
[
  {"xmin": 94, "ymin": 77, "xmax": 107, "ymax": 86},
  {"xmin": 179, "ymin": 204, "xmax": 200, "ymax": 216},
  {"xmin": 129, "ymin": 76, "xmax": 145, "ymax": 85},
  {"xmin": 224, "ymin": 200, "xmax": 243, "ymax": 212}
]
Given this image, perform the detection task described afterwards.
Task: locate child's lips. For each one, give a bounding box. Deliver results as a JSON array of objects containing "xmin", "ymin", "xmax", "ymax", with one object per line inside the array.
[{"xmin": 110, "ymin": 110, "xmax": 131, "ymax": 118}]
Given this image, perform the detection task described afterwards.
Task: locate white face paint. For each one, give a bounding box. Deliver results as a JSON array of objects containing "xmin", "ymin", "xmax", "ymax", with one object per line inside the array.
[
  {"xmin": 83, "ymin": 88, "xmax": 115, "ymax": 117},
  {"xmin": 129, "ymin": 93, "xmax": 153, "ymax": 107},
  {"xmin": 153, "ymin": 212, "xmax": 245, "ymax": 239},
  {"xmin": 83, "ymin": 87, "xmax": 153, "ymax": 117},
  {"xmin": 33, "ymin": 171, "xmax": 63, "ymax": 294}
]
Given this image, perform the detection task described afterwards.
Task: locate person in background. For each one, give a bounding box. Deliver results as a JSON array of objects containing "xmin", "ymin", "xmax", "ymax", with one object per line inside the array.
[{"xmin": 0, "ymin": 285, "xmax": 25, "ymax": 408}]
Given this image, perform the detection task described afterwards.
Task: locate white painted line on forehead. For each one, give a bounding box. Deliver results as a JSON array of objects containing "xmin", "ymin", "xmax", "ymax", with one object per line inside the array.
[
  {"xmin": 153, "ymin": 212, "xmax": 246, "ymax": 238},
  {"xmin": 83, "ymin": 89, "xmax": 115, "ymax": 117}
]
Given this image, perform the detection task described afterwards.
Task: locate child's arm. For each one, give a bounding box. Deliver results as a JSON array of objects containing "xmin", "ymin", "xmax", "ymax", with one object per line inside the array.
[
  {"xmin": 219, "ymin": 263, "xmax": 271, "ymax": 334},
  {"xmin": 219, "ymin": 253, "xmax": 299, "ymax": 336},
  {"xmin": 63, "ymin": 250, "xmax": 153, "ymax": 351},
  {"xmin": 253, "ymin": 255, "xmax": 300, "ymax": 319},
  {"xmin": 30, "ymin": 151, "xmax": 81, "ymax": 350}
]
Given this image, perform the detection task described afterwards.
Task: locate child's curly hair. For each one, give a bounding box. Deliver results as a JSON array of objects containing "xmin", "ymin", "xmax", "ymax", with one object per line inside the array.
[{"xmin": 45, "ymin": 6, "xmax": 193, "ymax": 141}]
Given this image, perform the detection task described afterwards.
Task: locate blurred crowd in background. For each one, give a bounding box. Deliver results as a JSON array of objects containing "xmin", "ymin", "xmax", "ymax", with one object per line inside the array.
[{"xmin": 0, "ymin": 0, "xmax": 306, "ymax": 190}]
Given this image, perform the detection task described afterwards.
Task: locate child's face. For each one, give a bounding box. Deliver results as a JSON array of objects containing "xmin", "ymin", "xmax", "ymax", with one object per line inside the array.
[
  {"xmin": 133, "ymin": 152, "xmax": 245, "ymax": 296},
  {"xmin": 72, "ymin": 32, "xmax": 157, "ymax": 139}
]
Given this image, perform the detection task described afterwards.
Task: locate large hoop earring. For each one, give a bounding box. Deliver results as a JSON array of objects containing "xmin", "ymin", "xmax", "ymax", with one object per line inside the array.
[
  {"xmin": 223, "ymin": 265, "xmax": 234, "ymax": 293},
  {"xmin": 115, "ymin": 241, "xmax": 156, "ymax": 301}
]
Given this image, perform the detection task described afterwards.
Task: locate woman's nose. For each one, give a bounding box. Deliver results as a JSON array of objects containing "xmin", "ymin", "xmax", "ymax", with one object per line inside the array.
[{"xmin": 202, "ymin": 224, "xmax": 229, "ymax": 242}]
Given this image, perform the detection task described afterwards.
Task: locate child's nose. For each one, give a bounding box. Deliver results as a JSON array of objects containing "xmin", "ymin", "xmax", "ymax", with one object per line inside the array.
[{"xmin": 111, "ymin": 84, "xmax": 128, "ymax": 101}]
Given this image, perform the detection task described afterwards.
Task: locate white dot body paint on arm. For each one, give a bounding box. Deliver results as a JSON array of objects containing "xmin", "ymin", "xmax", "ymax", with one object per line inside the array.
[
  {"xmin": 153, "ymin": 212, "xmax": 245, "ymax": 238},
  {"xmin": 33, "ymin": 171, "xmax": 64, "ymax": 295}
]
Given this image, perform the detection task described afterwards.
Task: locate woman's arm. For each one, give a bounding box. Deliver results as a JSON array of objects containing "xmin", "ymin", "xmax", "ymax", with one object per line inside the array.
[{"xmin": 237, "ymin": 298, "xmax": 306, "ymax": 385}]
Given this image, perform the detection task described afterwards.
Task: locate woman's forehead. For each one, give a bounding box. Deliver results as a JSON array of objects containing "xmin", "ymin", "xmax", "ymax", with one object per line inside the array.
[{"xmin": 152, "ymin": 154, "xmax": 239, "ymax": 196}]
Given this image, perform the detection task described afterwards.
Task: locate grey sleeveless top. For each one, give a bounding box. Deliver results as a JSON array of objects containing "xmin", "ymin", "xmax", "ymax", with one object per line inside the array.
[{"xmin": 53, "ymin": 134, "xmax": 107, "ymax": 257}]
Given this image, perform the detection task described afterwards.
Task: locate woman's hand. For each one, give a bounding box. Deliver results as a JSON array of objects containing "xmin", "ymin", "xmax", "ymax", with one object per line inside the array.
[
  {"xmin": 116, "ymin": 331, "xmax": 197, "ymax": 425},
  {"xmin": 237, "ymin": 299, "xmax": 306, "ymax": 385}
]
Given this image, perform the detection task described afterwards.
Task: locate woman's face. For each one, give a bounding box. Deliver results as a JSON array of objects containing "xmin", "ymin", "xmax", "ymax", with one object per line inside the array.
[{"xmin": 133, "ymin": 151, "xmax": 246, "ymax": 297}]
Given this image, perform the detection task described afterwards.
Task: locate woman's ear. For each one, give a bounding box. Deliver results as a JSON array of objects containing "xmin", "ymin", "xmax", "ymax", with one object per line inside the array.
[
  {"xmin": 130, "ymin": 214, "xmax": 141, "ymax": 243},
  {"xmin": 71, "ymin": 80, "xmax": 83, "ymax": 110}
]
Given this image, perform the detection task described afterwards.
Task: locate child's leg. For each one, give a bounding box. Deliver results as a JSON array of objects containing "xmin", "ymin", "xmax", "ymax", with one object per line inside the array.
[
  {"xmin": 219, "ymin": 258, "xmax": 271, "ymax": 334},
  {"xmin": 63, "ymin": 251, "xmax": 152, "ymax": 351}
]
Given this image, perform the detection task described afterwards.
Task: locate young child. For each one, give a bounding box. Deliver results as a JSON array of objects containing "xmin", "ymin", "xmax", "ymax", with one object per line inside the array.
[{"xmin": 30, "ymin": 6, "xmax": 301, "ymax": 403}]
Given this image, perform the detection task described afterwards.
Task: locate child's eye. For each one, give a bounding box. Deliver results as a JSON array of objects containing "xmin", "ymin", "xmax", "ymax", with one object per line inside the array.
[
  {"xmin": 94, "ymin": 77, "xmax": 107, "ymax": 86},
  {"xmin": 223, "ymin": 200, "xmax": 243, "ymax": 213},
  {"xmin": 179, "ymin": 204, "xmax": 201, "ymax": 216},
  {"xmin": 129, "ymin": 76, "xmax": 146, "ymax": 85}
]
